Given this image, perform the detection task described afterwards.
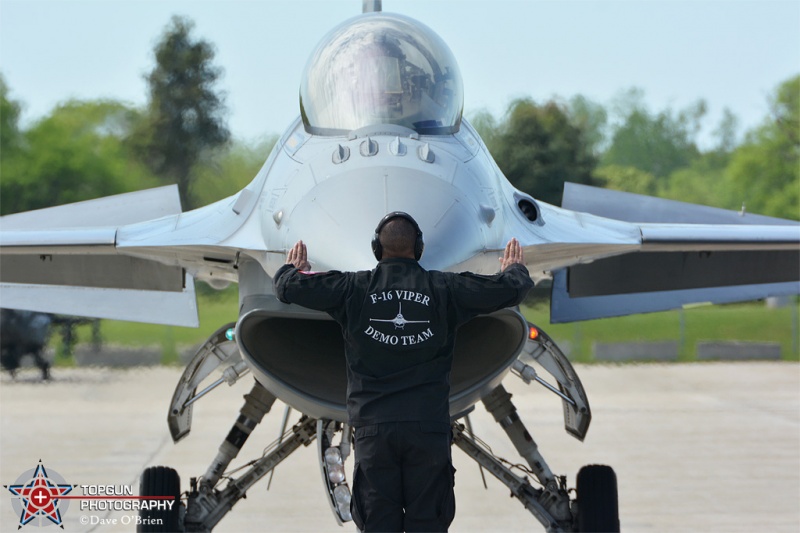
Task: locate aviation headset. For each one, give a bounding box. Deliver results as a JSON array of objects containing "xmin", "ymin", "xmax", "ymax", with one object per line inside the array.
[{"xmin": 371, "ymin": 212, "xmax": 424, "ymax": 261}]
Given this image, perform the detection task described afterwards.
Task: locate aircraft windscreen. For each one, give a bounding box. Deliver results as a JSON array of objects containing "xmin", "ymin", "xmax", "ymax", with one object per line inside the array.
[{"xmin": 300, "ymin": 13, "xmax": 464, "ymax": 136}]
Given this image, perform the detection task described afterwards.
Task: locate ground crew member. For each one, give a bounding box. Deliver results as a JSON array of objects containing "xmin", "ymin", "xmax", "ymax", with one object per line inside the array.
[{"xmin": 273, "ymin": 212, "xmax": 534, "ymax": 532}]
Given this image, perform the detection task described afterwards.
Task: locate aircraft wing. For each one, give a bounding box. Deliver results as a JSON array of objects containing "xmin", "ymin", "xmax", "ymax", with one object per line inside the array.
[
  {"xmin": 544, "ymin": 184, "xmax": 800, "ymax": 322},
  {"xmin": 0, "ymin": 186, "xmax": 196, "ymax": 326}
]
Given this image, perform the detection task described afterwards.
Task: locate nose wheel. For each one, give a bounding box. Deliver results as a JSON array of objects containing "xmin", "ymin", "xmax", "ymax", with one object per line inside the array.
[
  {"xmin": 576, "ymin": 465, "xmax": 620, "ymax": 532},
  {"xmin": 138, "ymin": 466, "xmax": 182, "ymax": 533}
]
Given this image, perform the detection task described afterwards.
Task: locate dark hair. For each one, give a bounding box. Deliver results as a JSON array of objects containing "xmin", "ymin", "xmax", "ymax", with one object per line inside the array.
[
  {"xmin": 372, "ymin": 212, "xmax": 424, "ymax": 260},
  {"xmin": 379, "ymin": 218, "xmax": 417, "ymax": 257}
]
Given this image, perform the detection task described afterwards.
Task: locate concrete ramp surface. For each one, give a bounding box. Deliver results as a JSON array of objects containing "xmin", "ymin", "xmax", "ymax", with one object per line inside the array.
[{"xmin": 1, "ymin": 363, "xmax": 798, "ymax": 532}]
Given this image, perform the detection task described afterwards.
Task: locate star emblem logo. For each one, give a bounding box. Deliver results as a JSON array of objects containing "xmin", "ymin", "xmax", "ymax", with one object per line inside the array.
[{"xmin": 5, "ymin": 461, "xmax": 74, "ymax": 529}]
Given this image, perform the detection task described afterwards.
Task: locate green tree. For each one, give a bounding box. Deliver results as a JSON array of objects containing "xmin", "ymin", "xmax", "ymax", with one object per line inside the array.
[
  {"xmin": 724, "ymin": 75, "xmax": 799, "ymax": 220},
  {"xmin": 1, "ymin": 75, "xmax": 25, "ymax": 204},
  {"xmin": 486, "ymin": 98, "xmax": 596, "ymax": 206},
  {"xmin": 603, "ymin": 88, "xmax": 705, "ymax": 179},
  {"xmin": 712, "ymin": 108, "xmax": 740, "ymax": 153},
  {"xmin": 566, "ymin": 94, "xmax": 608, "ymax": 156},
  {"xmin": 594, "ymin": 165, "xmax": 658, "ymax": 196},
  {"xmin": 1, "ymin": 74, "xmax": 23, "ymax": 156},
  {"xmin": 192, "ymin": 136, "xmax": 278, "ymax": 206},
  {"xmin": 469, "ymin": 109, "xmax": 499, "ymax": 150},
  {"xmin": 1, "ymin": 99, "xmax": 156, "ymax": 215},
  {"xmin": 134, "ymin": 16, "xmax": 230, "ymax": 209},
  {"xmin": 658, "ymin": 153, "xmax": 731, "ymax": 208},
  {"xmin": 655, "ymin": 106, "xmax": 743, "ymax": 208}
]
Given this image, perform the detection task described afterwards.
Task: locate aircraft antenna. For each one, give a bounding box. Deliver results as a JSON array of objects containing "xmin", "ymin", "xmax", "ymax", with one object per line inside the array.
[{"xmin": 363, "ymin": 0, "xmax": 382, "ymax": 13}]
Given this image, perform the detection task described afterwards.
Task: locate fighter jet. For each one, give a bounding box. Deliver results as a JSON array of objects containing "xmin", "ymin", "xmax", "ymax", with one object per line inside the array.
[{"xmin": 1, "ymin": 1, "xmax": 798, "ymax": 531}]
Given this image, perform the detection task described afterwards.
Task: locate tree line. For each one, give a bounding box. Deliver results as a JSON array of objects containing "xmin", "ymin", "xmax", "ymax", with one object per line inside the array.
[
  {"xmin": 1, "ymin": 15, "xmax": 797, "ymax": 221},
  {"xmin": 1, "ymin": 16, "xmax": 241, "ymax": 215},
  {"xmin": 473, "ymin": 79, "xmax": 798, "ymax": 220}
]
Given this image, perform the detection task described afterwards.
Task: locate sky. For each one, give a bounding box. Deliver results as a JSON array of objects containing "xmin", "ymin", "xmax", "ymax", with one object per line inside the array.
[{"xmin": 1, "ymin": 0, "xmax": 798, "ymax": 148}]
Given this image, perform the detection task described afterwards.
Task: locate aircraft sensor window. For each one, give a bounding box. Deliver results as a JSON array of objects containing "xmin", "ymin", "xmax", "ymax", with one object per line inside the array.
[
  {"xmin": 300, "ymin": 13, "xmax": 464, "ymax": 136},
  {"xmin": 518, "ymin": 199, "xmax": 539, "ymax": 222}
]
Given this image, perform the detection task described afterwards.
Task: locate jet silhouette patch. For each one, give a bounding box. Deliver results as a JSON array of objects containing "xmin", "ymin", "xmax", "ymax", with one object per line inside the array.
[{"xmin": 364, "ymin": 290, "xmax": 434, "ymax": 346}]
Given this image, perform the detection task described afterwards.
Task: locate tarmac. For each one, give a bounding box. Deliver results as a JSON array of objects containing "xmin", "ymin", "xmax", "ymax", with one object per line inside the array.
[{"xmin": 1, "ymin": 362, "xmax": 798, "ymax": 532}]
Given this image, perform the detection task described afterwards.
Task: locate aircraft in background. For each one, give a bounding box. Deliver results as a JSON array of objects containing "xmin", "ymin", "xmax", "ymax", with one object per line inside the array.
[
  {"xmin": 0, "ymin": 309, "xmax": 52, "ymax": 379},
  {"xmin": 1, "ymin": 1, "xmax": 797, "ymax": 531}
]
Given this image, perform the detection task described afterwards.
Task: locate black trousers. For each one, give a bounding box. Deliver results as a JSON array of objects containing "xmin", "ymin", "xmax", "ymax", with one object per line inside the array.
[{"xmin": 351, "ymin": 421, "xmax": 456, "ymax": 533}]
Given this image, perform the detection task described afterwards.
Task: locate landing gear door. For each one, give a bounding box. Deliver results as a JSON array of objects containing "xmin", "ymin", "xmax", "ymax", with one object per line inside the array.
[
  {"xmin": 520, "ymin": 324, "xmax": 591, "ymax": 441},
  {"xmin": 168, "ymin": 322, "xmax": 245, "ymax": 442}
]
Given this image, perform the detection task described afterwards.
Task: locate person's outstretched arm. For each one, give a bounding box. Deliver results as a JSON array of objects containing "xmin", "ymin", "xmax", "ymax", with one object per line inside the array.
[
  {"xmin": 445, "ymin": 238, "xmax": 534, "ymax": 322},
  {"xmin": 273, "ymin": 241, "xmax": 351, "ymax": 312}
]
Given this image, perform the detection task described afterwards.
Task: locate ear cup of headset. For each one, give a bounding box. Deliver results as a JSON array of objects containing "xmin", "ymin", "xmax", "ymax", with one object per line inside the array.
[
  {"xmin": 371, "ymin": 234, "xmax": 383, "ymax": 261},
  {"xmin": 413, "ymin": 233, "xmax": 424, "ymax": 261}
]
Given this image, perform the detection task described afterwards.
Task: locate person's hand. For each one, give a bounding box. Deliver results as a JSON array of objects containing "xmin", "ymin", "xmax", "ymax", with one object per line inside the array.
[
  {"xmin": 499, "ymin": 238, "xmax": 524, "ymax": 272},
  {"xmin": 286, "ymin": 240, "xmax": 311, "ymax": 271}
]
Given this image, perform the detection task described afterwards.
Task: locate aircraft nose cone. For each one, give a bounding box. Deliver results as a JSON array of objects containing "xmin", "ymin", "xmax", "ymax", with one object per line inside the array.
[{"xmin": 281, "ymin": 167, "xmax": 486, "ymax": 272}]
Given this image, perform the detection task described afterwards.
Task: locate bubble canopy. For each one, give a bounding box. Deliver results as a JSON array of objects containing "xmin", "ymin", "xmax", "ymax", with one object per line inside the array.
[{"xmin": 300, "ymin": 13, "xmax": 464, "ymax": 136}]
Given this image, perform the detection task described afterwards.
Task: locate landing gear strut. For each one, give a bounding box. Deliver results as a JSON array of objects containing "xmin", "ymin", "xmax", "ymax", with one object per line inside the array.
[
  {"xmin": 139, "ymin": 325, "xmax": 319, "ymax": 532},
  {"xmin": 140, "ymin": 320, "xmax": 619, "ymax": 532},
  {"xmin": 451, "ymin": 322, "xmax": 620, "ymax": 532}
]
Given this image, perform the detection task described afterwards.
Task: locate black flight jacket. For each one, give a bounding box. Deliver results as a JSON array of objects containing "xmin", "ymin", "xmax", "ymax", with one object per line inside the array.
[{"xmin": 273, "ymin": 258, "xmax": 534, "ymax": 427}]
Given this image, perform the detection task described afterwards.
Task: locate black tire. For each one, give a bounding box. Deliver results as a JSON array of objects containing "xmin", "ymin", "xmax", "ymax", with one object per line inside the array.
[
  {"xmin": 576, "ymin": 464, "xmax": 620, "ymax": 532},
  {"xmin": 138, "ymin": 466, "xmax": 182, "ymax": 532}
]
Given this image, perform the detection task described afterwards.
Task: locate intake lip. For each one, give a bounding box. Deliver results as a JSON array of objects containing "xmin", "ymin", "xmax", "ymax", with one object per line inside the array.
[{"xmin": 236, "ymin": 299, "xmax": 527, "ymax": 422}]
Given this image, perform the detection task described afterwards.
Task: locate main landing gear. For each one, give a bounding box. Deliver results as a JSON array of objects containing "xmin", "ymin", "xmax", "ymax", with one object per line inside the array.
[
  {"xmin": 138, "ymin": 322, "xmax": 619, "ymax": 532},
  {"xmin": 452, "ymin": 323, "xmax": 619, "ymax": 532}
]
